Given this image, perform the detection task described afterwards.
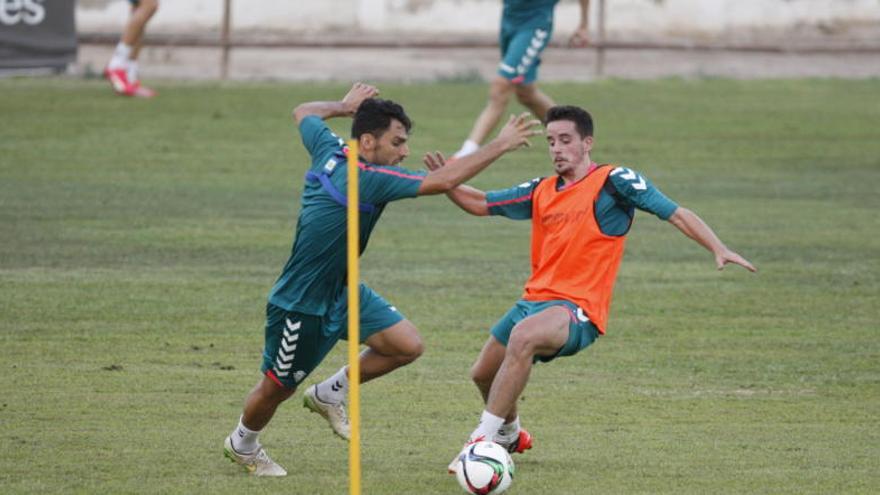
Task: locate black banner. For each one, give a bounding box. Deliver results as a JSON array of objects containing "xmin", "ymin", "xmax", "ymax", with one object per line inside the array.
[{"xmin": 0, "ymin": 0, "xmax": 77, "ymax": 70}]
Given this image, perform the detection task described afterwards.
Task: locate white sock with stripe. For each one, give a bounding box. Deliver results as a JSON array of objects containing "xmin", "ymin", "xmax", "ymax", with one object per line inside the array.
[
  {"xmin": 315, "ymin": 366, "xmax": 348, "ymax": 405},
  {"xmin": 495, "ymin": 416, "xmax": 520, "ymax": 444},
  {"xmin": 470, "ymin": 410, "xmax": 505, "ymax": 443},
  {"xmin": 230, "ymin": 416, "xmax": 260, "ymax": 454}
]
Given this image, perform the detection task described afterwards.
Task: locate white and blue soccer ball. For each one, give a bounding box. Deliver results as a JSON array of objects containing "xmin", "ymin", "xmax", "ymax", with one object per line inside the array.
[{"xmin": 454, "ymin": 441, "xmax": 515, "ymax": 494}]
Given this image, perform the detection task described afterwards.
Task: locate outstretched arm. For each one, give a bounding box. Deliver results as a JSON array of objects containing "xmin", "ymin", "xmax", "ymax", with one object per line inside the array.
[
  {"xmin": 292, "ymin": 82, "xmax": 379, "ymax": 124},
  {"xmin": 568, "ymin": 0, "xmax": 591, "ymax": 47},
  {"xmin": 423, "ymin": 151, "xmax": 490, "ymax": 216},
  {"xmin": 417, "ymin": 113, "xmax": 542, "ymax": 196},
  {"xmin": 668, "ymin": 207, "xmax": 757, "ymax": 272}
]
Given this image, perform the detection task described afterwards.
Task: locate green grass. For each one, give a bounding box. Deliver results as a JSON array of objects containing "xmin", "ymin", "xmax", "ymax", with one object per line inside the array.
[{"xmin": 1, "ymin": 77, "xmax": 878, "ymax": 494}]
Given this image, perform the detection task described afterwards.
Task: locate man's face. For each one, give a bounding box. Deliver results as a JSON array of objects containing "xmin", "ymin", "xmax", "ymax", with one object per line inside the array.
[
  {"xmin": 362, "ymin": 119, "xmax": 409, "ymax": 166},
  {"xmin": 546, "ymin": 120, "xmax": 593, "ymax": 176}
]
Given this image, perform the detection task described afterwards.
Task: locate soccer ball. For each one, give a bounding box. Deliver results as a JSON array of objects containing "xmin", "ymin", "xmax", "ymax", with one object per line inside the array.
[{"xmin": 454, "ymin": 441, "xmax": 515, "ymax": 494}]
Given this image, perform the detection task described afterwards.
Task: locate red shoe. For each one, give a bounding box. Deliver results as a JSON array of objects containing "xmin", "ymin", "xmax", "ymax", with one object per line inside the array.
[
  {"xmin": 505, "ymin": 428, "xmax": 533, "ymax": 454},
  {"xmin": 104, "ymin": 67, "xmax": 135, "ymax": 96},
  {"xmin": 130, "ymin": 80, "xmax": 157, "ymax": 98}
]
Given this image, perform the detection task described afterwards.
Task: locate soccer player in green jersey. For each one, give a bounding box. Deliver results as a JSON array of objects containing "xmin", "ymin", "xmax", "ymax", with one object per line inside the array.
[
  {"xmin": 453, "ymin": 0, "xmax": 591, "ymax": 158},
  {"xmin": 223, "ymin": 82, "xmax": 542, "ymax": 476}
]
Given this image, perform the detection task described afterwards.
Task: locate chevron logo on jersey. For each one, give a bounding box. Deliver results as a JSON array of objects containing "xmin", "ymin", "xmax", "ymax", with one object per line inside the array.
[
  {"xmin": 610, "ymin": 167, "xmax": 647, "ymax": 190},
  {"xmin": 275, "ymin": 318, "xmax": 301, "ymax": 378}
]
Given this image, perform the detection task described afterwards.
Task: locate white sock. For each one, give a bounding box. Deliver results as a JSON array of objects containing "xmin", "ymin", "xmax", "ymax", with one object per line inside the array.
[
  {"xmin": 126, "ymin": 61, "xmax": 139, "ymax": 83},
  {"xmin": 315, "ymin": 366, "xmax": 348, "ymax": 405},
  {"xmin": 454, "ymin": 140, "xmax": 479, "ymax": 158},
  {"xmin": 230, "ymin": 416, "xmax": 260, "ymax": 454},
  {"xmin": 109, "ymin": 42, "xmax": 132, "ymax": 70},
  {"xmin": 495, "ymin": 416, "xmax": 520, "ymax": 444},
  {"xmin": 470, "ymin": 410, "xmax": 505, "ymax": 442}
]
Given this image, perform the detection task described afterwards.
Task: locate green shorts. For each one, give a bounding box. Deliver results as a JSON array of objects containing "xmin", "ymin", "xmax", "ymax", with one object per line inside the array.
[
  {"xmin": 261, "ymin": 284, "xmax": 404, "ymax": 388},
  {"xmin": 490, "ymin": 299, "xmax": 599, "ymax": 363},
  {"xmin": 497, "ymin": 21, "xmax": 553, "ymax": 85}
]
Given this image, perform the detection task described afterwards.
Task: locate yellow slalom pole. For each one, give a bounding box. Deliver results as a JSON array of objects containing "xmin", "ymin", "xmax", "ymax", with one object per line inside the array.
[{"xmin": 346, "ymin": 140, "xmax": 362, "ymax": 495}]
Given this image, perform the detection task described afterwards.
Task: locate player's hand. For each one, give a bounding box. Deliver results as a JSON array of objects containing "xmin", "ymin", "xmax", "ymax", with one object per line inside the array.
[
  {"xmin": 715, "ymin": 249, "xmax": 757, "ymax": 272},
  {"xmin": 568, "ymin": 27, "xmax": 590, "ymax": 48},
  {"xmin": 342, "ymin": 82, "xmax": 379, "ymax": 115},
  {"xmin": 423, "ymin": 151, "xmax": 447, "ymax": 171},
  {"xmin": 496, "ymin": 113, "xmax": 543, "ymax": 152}
]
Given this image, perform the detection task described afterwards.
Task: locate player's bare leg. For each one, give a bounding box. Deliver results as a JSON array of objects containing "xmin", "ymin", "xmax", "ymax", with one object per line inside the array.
[
  {"xmin": 514, "ymin": 83, "xmax": 555, "ymax": 122},
  {"xmin": 484, "ymin": 306, "xmax": 569, "ymax": 419},
  {"xmin": 106, "ymin": 0, "xmax": 158, "ymax": 96},
  {"xmin": 471, "ymin": 336, "xmax": 516, "ymax": 422},
  {"xmin": 224, "ymin": 375, "xmax": 292, "ymax": 476},
  {"xmin": 454, "ymin": 77, "xmax": 515, "ymax": 157},
  {"xmin": 125, "ymin": 2, "xmax": 158, "ymax": 97},
  {"xmin": 470, "ymin": 336, "xmax": 533, "ymax": 453},
  {"xmin": 450, "ymin": 307, "xmax": 569, "ymax": 472},
  {"xmin": 304, "ymin": 320, "xmax": 424, "ymax": 440},
  {"xmin": 360, "ymin": 319, "xmax": 425, "ymax": 380},
  {"xmin": 121, "ymin": 0, "xmax": 158, "ymax": 46},
  {"xmin": 242, "ymin": 375, "xmax": 296, "ymax": 430}
]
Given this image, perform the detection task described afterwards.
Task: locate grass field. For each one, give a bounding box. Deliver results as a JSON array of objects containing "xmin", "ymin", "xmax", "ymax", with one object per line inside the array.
[{"xmin": 1, "ymin": 77, "xmax": 878, "ymax": 494}]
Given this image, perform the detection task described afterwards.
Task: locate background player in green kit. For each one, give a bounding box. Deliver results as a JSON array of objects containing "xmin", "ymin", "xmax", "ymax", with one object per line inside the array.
[
  {"xmin": 222, "ymin": 82, "xmax": 542, "ymax": 476},
  {"xmin": 453, "ymin": 0, "xmax": 591, "ymax": 158},
  {"xmin": 104, "ymin": 0, "xmax": 159, "ymax": 98}
]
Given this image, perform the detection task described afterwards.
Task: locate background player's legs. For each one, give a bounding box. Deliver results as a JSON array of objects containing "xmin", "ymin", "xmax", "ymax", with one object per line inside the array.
[
  {"xmin": 470, "ymin": 306, "xmax": 570, "ymax": 441},
  {"xmin": 107, "ymin": 0, "xmax": 158, "ymax": 95},
  {"xmin": 121, "ymin": 0, "xmax": 159, "ymax": 47},
  {"xmin": 127, "ymin": 39, "xmax": 144, "ymax": 79},
  {"xmin": 453, "ymin": 76, "xmax": 515, "ymax": 158},
  {"xmin": 514, "ymin": 83, "xmax": 555, "ymax": 122}
]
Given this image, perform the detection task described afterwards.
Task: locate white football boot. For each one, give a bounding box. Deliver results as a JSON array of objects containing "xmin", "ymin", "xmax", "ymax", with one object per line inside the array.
[
  {"xmin": 223, "ymin": 436, "xmax": 287, "ymax": 477},
  {"xmin": 303, "ymin": 384, "xmax": 351, "ymax": 440}
]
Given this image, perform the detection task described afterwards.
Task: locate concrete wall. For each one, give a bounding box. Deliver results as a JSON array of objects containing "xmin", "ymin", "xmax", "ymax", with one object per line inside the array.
[{"xmin": 75, "ymin": 0, "xmax": 880, "ymax": 38}]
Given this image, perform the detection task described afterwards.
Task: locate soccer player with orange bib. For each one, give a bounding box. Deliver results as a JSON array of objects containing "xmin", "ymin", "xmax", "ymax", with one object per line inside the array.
[{"xmin": 429, "ymin": 105, "xmax": 757, "ymax": 473}]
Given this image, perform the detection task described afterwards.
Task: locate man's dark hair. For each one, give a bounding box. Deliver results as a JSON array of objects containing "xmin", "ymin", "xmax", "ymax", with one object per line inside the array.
[
  {"xmin": 351, "ymin": 98, "xmax": 413, "ymax": 139},
  {"xmin": 546, "ymin": 105, "xmax": 593, "ymax": 138}
]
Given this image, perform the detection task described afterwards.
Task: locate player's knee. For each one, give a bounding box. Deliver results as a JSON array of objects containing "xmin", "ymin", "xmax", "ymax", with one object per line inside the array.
[
  {"xmin": 399, "ymin": 336, "xmax": 424, "ymax": 364},
  {"xmin": 395, "ymin": 323, "xmax": 424, "ymax": 364},
  {"xmin": 506, "ymin": 329, "xmax": 536, "ymax": 361},
  {"xmin": 514, "ymin": 85, "xmax": 533, "ymax": 103}
]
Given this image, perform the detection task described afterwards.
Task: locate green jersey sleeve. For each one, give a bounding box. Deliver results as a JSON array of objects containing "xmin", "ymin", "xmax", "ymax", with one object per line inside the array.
[
  {"xmin": 486, "ymin": 177, "xmax": 542, "ymax": 220},
  {"xmin": 299, "ymin": 115, "xmax": 346, "ymax": 167},
  {"xmin": 607, "ymin": 167, "xmax": 679, "ymax": 220},
  {"xmin": 359, "ymin": 164, "xmax": 427, "ymax": 204}
]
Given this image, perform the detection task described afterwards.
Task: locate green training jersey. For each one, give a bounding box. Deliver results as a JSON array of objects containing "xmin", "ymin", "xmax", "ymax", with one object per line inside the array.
[{"xmin": 268, "ymin": 116, "xmax": 426, "ymax": 315}]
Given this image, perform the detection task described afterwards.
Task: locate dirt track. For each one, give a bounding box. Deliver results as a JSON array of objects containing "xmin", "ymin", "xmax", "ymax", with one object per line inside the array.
[{"xmin": 75, "ymin": 42, "xmax": 880, "ymax": 82}]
